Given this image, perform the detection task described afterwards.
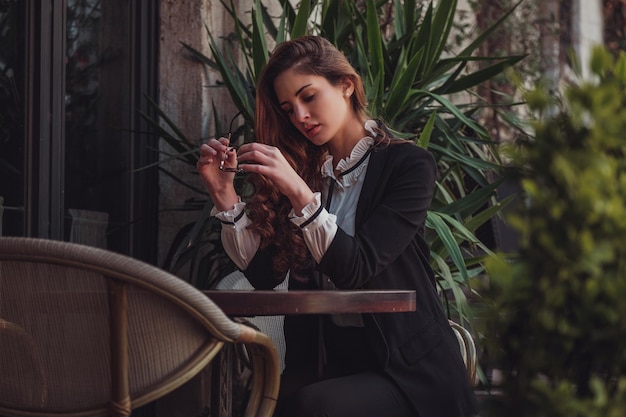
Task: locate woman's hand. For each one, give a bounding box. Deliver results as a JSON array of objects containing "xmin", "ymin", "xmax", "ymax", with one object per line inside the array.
[
  {"xmin": 196, "ymin": 137, "xmax": 239, "ymax": 211},
  {"xmin": 237, "ymin": 142, "xmax": 316, "ymax": 215}
]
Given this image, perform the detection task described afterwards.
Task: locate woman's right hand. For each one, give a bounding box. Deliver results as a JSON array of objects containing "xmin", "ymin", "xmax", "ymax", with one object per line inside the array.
[
  {"xmin": 236, "ymin": 142, "xmax": 316, "ymax": 215},
  {"xmin": 196, "ymin": 137, "xmax": 239, "ymax": 211}
]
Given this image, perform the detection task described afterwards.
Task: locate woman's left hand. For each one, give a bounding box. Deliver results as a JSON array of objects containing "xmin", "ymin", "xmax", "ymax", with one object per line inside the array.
[{"xmin": 237, "ymin": 142, "xmax": 316, "ymax": 214}]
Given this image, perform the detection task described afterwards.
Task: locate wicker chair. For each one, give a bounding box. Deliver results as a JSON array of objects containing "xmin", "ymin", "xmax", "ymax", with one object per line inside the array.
[{"xmin": 0, "ymin": 237, "xmax": 279, "ymax": 417}]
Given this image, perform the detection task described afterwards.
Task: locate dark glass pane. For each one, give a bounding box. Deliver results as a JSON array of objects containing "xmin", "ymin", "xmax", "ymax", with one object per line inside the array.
[
  {"xmin": 64, "ymin": 0, "xmax": 133, "ymax": 250},
  {"xmin": 0, "ymin": 0, "xmax": 25, "ymax": 236}
]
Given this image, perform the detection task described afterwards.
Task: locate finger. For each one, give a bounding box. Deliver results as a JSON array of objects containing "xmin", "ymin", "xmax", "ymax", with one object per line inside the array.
[
  {"xmin": 199, "ymin": 144, "xmax": 218, "ymax": 158},
  {"xmin": 196, "ymin": 157, "xmax": 215, "ymax": 167},
  {"xmin": 235, "ymin": 149, "xmax": 259, "ymax": 166},
  {"xmin": 237, "ymin": 144, "xmax": 269, "ymax": 164},
  {"xmin": 203, "ymin": 137, "xmax": 231, "ymax": 153},
  {"xmin": 196, "ymin": 158, "xmax": 218, "ymax": 173}
]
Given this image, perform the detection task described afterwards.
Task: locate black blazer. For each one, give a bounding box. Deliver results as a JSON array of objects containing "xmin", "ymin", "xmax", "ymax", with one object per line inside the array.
[{"xmin": 245, "ymin": 141, "xmax": 478, "ymax": 417}]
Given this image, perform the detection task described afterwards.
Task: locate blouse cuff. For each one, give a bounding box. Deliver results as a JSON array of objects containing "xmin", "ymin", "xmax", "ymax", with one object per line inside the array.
[
  {"xmin": 289, "ymin": 193, "xmax": 337, "ymax": 263},
  {"xmin": 211, "ymin": 198, "xmax": 248, "ymax": 228},
  {"xmin": 289, "ymin": 193, "xmax": 324, "ymax": 227},
  {"xmin": 212, "ymin": 198, "xmax": 258, "ymax": 270}
]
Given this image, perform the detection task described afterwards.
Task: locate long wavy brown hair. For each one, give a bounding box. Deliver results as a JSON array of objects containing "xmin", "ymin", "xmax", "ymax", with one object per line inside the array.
[{"xmin": 245, "ymin": 36, "xmax": 372, "ymax": 279}]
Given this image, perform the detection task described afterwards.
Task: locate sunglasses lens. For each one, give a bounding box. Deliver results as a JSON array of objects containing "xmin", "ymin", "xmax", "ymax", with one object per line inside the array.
[{"xmin": 219, "ymin": 147, "xmax": 242, "ymax": 172}]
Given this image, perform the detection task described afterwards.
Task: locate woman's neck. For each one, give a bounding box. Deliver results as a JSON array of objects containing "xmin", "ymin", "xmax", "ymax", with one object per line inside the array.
[{"xmin": 327, "ymin": 117, "xmax": 368, "ymax": 163}]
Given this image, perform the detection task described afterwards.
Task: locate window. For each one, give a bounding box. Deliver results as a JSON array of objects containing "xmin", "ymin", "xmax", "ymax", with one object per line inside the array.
[
  {"xmin": 0, "ymin": 1, "xmax": 25, "ymax": 238},
  {"xmin": 0, "ymin": 0, "xmax": 159, "ymax": 262}
]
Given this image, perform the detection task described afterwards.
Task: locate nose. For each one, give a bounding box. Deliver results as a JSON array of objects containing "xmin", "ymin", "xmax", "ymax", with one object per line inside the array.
[{"xmin": 292, "ymin": 105, "xmax": 309, "ymax": 123}]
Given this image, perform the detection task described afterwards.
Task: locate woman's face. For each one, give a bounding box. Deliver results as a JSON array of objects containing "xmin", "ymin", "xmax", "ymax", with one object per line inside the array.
[{"xmin": 273, "ymin": 68, "xmax": 356, "ymax": 147}]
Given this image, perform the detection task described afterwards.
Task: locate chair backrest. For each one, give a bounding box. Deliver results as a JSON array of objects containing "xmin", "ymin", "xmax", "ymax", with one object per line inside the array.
[
  {"xmin": 217, "ymin": 270, "xmax": 287, "ymax": 372},
  {"xmin": 449, "ymin": 320, "xmax": 478, "ymax": 386},
  {"xmin": 0, "ymin": 237, "xmax": 279, "ymax": 417}
]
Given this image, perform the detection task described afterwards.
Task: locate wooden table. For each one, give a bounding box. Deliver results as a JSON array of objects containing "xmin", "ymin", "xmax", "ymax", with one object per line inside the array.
[
  {"xmin": 203, "ymin": 289, "xmax": 416, "ymax": 316},
  {"xmin": 202, "ymin": 289, "xmax": 416, "ymax": 417}
]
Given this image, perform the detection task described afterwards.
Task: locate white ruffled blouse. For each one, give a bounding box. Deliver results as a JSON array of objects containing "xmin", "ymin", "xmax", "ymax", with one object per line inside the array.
[{"xmin": 213, "ymin": 120, "xmax": 377, "ymax": 272}]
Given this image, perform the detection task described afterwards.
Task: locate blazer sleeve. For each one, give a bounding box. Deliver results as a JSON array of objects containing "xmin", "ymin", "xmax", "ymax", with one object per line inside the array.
[{"xmin": 241, "ymin": 243, "xmax": 287, "ymax": 289}]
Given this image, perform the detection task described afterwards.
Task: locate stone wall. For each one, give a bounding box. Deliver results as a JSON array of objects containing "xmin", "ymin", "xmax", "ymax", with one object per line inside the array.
[{"xmin": 157, "ymin": 1, "xmax": 239, "ymax": 269}]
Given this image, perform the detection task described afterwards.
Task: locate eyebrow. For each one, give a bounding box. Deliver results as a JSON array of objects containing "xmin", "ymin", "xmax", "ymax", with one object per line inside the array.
[{"xmin": 279, "ymin": 83, "xmax": 312, "ymax": 106}]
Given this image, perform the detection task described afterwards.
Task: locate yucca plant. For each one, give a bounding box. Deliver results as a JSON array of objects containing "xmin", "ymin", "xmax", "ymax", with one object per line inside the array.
[{"xmin": 150, "ymin": 0, "xmax": 524, "ymax": 327}]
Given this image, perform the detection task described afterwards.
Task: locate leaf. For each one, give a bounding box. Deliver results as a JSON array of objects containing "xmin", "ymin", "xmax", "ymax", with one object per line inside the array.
[
  {"xmin": 427, "ymin": 0, "xmax": 457, "ymax": 72},
  {"xmin": 413, "ymin": 2, "xmax": 433, "ymax": 77},
  {"xmin": 181, "ymin": 42, "xmax": 219, "ymax": 71},
  {"xmin": 438, "ymin": 55, "xmax": 527, "ymax": 95},
  {"xmin": 427, "ymin": 211, "xmax": 470, "ymax": 284},
  {"xmin": 252, "ymin": 0, "xmax": 270, "ymax": 77},
  {"xmin": 207, "ymin": 31, "xmax": 255, "ymax": 118},
  {"xmin": 366, "ymin": 0, "xmax": 385, "ymax": 96},
  {"xmin": 385, "ymin": 49, "xmax": 424, "ymax": 117},
  {"xmin": 419, "ymin": 90, "xmax": 489, "ymax": 137},
  {"xmin": 437, "ymin": 181, "xmax": 500, "ymax": 218},
  {"xmin": 431, "ymin": 251, "xmax": 471, "ymax": 320},
  {"xmin": 291, "ymin": 0, "xmax": 312, "ymax": 38},
  {"xmin": 456, "ymin": 0, "xmax": 524, "ymax": 59},
  {"xmin": 462, "ymin": 195, "xmax": 514, "ymax": 235},
  {"xmin": 416, "ymin": 111, "xmax": 437, "ymax": 149}
]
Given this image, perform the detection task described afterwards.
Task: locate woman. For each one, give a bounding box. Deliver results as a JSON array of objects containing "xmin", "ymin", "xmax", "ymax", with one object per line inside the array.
[{"xmin": 197, "ymin": 35, "xmax": 477, "ymax": 417}]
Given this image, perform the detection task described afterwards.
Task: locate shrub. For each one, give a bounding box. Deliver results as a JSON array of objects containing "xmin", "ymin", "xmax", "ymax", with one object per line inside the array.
[{"xmin": 483, "ymin": 47, "xmax": 626, "ymax": 416}]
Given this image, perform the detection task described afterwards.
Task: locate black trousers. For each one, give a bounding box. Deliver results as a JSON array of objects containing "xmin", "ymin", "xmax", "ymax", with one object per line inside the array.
[
  {"xmin": 274, "ymin": 316, "xmax": 417, "ymax": 417},
  {"xmin": 274, "ymin": 370, "xmax": 415, "ymax": 417}
]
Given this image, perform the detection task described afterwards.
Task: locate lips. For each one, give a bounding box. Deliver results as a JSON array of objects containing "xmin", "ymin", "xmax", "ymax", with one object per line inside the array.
[{"xmin": 305, "ymin": 124, "xmax": 321, "ymax": 137}]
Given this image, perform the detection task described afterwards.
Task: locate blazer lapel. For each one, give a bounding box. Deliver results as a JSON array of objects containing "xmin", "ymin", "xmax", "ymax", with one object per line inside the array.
[{"xmin": 355, "ymin": 146, "xmax": 390, "ymax": 225}]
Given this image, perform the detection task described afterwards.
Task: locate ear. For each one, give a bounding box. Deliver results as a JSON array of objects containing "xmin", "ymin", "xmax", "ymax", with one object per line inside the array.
[{"xmin": 340, "ymin": 77, "xmax": 355, "ymax": 98}]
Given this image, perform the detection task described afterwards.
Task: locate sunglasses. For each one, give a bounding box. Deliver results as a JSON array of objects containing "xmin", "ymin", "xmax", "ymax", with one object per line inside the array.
[{"xmin": 219, "ymin": 111, "xmax": 245, "ymax": 173}]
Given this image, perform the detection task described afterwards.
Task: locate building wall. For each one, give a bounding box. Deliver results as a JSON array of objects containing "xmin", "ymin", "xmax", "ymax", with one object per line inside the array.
[
  {"xmin": 157, "ymin": 1, "xmax": 236, "ymax": 268},
  {"xmin": 573, "ymin": 0, "xmax": 603, "ymax": 80}
]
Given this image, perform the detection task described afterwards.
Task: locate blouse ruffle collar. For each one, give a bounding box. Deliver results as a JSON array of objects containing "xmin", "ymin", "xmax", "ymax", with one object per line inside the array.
[{"xmin": 321, "ymin": 120, "xmax": 377, "ymax": 188}]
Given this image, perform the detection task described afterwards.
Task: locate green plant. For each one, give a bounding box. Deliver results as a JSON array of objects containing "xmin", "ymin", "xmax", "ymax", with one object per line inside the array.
[
  {"xmin": 483, "ymin": 47, "xmax": 626, "ymax": 416},
  {"xmin": 150, "ymin": 0, "xmax": 524, "ymax": 326}
]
